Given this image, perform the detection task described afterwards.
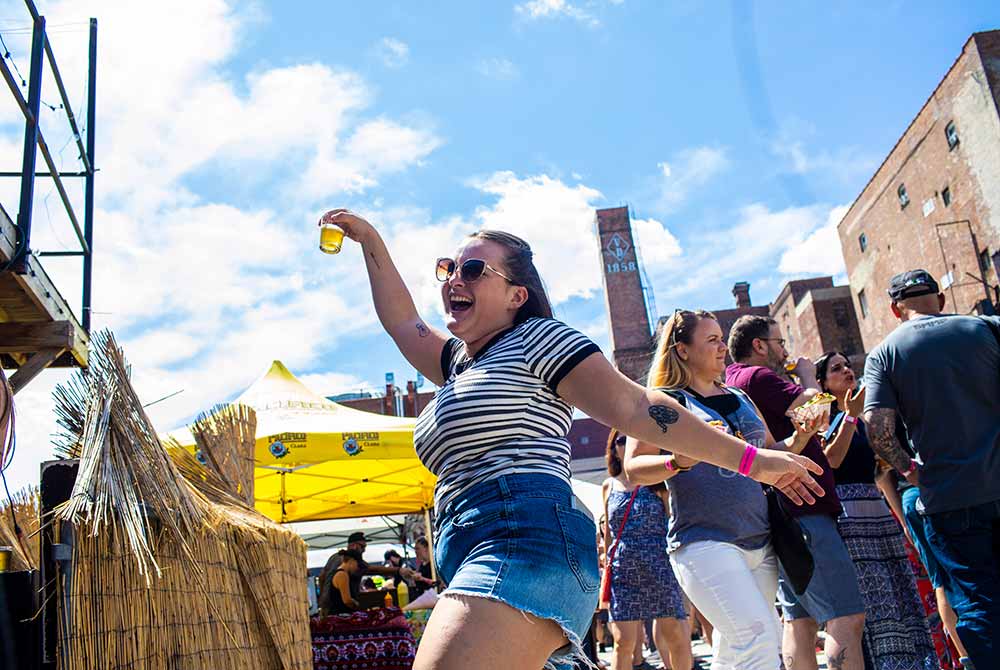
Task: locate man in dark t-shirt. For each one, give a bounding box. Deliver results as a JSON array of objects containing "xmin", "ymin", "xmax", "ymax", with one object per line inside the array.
[
  {"xmin": 726, "ymin": 315, "xmax": 865, "ymax": 670},
  {"xmin": 863, "ymin": 269, "xmax": 1000, "ymax": 666}
]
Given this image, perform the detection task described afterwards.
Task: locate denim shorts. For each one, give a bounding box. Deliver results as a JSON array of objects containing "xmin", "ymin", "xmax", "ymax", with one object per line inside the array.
[
  {"xmin": 434, "ymin": 473, "xmax": 600, "ymax": 664},
  {"xmin": 776, "ymin": 513, "xmax": 865, "ymax": 625}
]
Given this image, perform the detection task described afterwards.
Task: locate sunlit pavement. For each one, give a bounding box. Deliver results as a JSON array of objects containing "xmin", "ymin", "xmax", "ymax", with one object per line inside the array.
[{"xmin": 595, "ymin": 636, "xmax": 828, "ymax": 669}]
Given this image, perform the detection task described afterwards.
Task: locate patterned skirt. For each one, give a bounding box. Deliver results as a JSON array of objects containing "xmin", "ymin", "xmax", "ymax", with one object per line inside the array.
[{"xmin": 835, "ymin": 483, "xmax": 937, "ymax": 670}]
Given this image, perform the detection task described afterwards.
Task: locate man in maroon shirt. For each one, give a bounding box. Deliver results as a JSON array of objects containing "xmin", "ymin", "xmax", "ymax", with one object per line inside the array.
[{"xmin": 726, "ymin": 315, "xmax": 865, "ymax": 670}]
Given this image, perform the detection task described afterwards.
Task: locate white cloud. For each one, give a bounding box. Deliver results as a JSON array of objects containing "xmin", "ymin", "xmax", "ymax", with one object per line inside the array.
[
  {"xmin": 632, "ymin": 217, "xmax": 682, "ymax": 267},
  {"xmin": 655, "ymin": 146, "xmax": 729, "ymax": 213},
  {"xmin": 0, "ymin": 0, "xmax": 440, "ymax": 493},
  {"xmin": 646, "ymin": 202, "xmax": 847, "ymax": 306},
  {"xmin": 770, "ymin": 120, "xmax": 879, "ymax": 186},
  {"xmin": 476, "ymin": 58, "xmax": 520, "ymax": 81},
  {"xmin": 376, "ymin": 37, "xmax": 410, "ymax": 68},
  {"xmin": 470, "ymin": 172, "xmax": 605, "ymax": 305},
  {"xmin": 778, "ymin": 204, "xmax": 850, "ymax": 278},
  {"xmin": 515, "ymin": 0, "xmax": 600, "ymax": 27}
]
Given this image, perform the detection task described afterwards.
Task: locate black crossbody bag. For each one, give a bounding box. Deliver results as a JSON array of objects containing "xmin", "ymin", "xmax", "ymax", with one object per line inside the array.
[{"xmin": 657, "ymin": 386, "xmax": 815, "ymax": 594}]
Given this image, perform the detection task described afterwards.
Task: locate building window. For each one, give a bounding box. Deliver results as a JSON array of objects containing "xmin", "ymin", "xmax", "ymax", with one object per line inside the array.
[
  {"xmin": 833, "ymin": 303, "xmax": 850, "ymax": 328},
  {"xmin": 942, "ymin": 186, "xmax": 951, "ymax": 207},
  {"xmin": 898, "ymin": 184, "xmax": 910, "ymax": 209},
  {"xmin": 945, "ymin": 121, "xmax": 959, "ymax": 150},
  {"xmin": 858, "ymin": 289, "xmax": 869, "ymax": 319},
  {"xmin": 858, "ymin": 232, "xmax": 868, "ymax": 253}
]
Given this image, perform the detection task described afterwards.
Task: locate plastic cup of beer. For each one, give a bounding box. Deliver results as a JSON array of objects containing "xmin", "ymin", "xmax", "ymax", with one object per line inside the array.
[
  {"xmin": 0, "ymin": 546, "xmax": 11, "ymax": 572},
  {"xmin": 784, "ymin": 361, "xmax": 797, "ymax": 372},
  {"xmin": 319, "ymin": 223, "xmax": 345, "ymax": 255}
]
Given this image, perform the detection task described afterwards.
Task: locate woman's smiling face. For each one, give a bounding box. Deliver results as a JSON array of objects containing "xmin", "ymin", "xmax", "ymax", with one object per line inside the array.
[{"xmin": 440, "ymin": 238, "xmax": 521, "ymax": 343}]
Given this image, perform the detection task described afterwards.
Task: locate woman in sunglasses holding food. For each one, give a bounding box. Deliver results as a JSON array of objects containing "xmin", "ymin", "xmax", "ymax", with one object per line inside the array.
[{"xmin": 318, "ymin": 209, "xmax": 825, "ymax": 670}]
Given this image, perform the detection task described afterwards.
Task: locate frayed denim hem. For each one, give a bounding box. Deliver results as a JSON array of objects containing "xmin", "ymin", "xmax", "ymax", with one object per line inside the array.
[{"xmin": 440, "ymin": 590, "xmax": 598, "ymax": 670}]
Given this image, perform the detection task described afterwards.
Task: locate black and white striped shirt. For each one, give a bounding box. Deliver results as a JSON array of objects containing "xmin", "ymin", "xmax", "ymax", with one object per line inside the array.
[{"xmin": 414, "ymin": 318, "xmax": 601, "ymax": 512}]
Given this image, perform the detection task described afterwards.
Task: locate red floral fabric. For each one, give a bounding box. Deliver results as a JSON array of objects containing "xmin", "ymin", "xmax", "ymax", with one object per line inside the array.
[{"xmin": 311, "ymin": 608, "xmax": 416, "ymax": 670}]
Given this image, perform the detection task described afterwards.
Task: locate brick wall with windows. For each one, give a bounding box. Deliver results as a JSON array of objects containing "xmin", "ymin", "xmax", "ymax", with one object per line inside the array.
[{"xmin": 838, "ymin": 31, "xmax": 1000, "ymax": 351}]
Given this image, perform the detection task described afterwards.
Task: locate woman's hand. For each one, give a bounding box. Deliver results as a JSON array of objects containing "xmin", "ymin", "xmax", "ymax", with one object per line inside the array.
[
  {"xmin": 843, "ymin": 384, "xmax": 866, "ymax": 418},
  {"xmin": 748, "ymin": 449, "xmax": 825, "ymax": 505},
  {"xmin": 792, "ymin": 412, "xmax": 825, "ymax": 445},
  {"xmin": 318, "ymin": 208, "xmax": 376, "ymax": 245}
]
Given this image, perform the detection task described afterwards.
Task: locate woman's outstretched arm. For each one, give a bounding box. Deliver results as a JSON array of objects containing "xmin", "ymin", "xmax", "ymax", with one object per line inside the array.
[
  {"xmin": 558, "ymin": 353, "xmax": 826, "ymax": 505},
  {"xmin": 320, "ymin": 209, "xmax": 450, "ymax": 385}
]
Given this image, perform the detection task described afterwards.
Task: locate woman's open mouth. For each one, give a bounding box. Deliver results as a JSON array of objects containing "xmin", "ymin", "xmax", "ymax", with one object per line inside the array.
[{"xmin": 449, "ymin": 294, "xmax": 473, "ymax": 313}]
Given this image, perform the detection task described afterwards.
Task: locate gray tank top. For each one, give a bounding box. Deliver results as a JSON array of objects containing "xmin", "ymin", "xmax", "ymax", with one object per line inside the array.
[{"xmin": 663, "ymin": 386, "xmax": 770, "ymax": 552}]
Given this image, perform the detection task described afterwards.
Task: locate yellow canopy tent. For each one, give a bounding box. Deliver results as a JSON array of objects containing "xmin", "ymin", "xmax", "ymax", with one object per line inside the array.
[{"xmin": 168, "ymin": 361, "xmax": 436, "ymax": 523}]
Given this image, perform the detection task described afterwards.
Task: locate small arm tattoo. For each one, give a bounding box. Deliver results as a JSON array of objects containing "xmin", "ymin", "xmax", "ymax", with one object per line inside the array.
[
  {"xmin": 649, "ymin": 405, "xmax": 679, "ymax": 433},
  {"xmin": 368, "ymin": 250, "xmax": 382, "ymax": 270},
  {"xmin": 864, "ymin": 407, "xmax": 911, "ymax": 473},
  {"xmin": 416, "ymin": 323, "xmax": 430, "ymax": 338}
]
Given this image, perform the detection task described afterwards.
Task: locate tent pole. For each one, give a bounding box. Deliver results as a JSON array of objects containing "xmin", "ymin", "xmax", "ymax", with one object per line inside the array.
[{"xmin": 423, "ymin": 508, "xmax": 437, "ymax": 584}]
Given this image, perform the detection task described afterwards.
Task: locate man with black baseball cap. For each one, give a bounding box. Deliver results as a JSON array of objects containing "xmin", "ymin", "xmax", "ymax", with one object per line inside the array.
[
  {"xmin": 862, "ymin": 268, "xmax": 1000, "ymax": 666},
  {"xmin": 886, "ymin": 269, "xmax": 940, "ymax": 301}
]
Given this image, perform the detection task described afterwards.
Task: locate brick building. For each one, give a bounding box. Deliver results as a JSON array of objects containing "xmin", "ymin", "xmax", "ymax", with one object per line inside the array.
[
  {"xmin": 838, "ymin": 30, "xmax": 1000, "ymax": 351},
  {"xmin": 596, "ymin": 206, "xmax": 655, "ymax": 383},
  {"xmin": 337, "ymin": 380, "xmax": 435, "ymax": 417},
  {"xmin": 597, "ymin": 206, "xmax": 865, "ymax": 380},
  {"xmin": 770, "ymin": 278, "xmax": 866, "ymax": 367}
]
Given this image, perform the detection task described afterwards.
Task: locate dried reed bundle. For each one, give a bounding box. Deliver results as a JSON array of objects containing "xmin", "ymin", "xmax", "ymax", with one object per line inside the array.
[
  {"xmin": 54, "ymin": 331, "xmax": 205, "ymax": 580},
  {"xmin": 0, "ymin": 485, "xmax": 39, "ymax": 570},
  {"xmin": 190, "ymin": 403, "xmax": 256, "ymax": 505},
  {"xmin": 54, "ymin": 330, "xmax": 311, "ymax": 670}
]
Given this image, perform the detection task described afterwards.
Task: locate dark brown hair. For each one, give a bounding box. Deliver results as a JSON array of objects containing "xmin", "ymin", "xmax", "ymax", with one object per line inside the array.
[
  {"xmin": 727, "ymin": 315, "xmax": 777, "ymax": 362},
  {"xmin": 814, "ymin": 351, "xmax": 851, "ymax": 393},
  {"xmin": 605, "ymin": 429, "xmax": 625, "ymax": 476},
  {"xmin": 469, "ymin": 230, "xmax": 553, "ymax": 325}
]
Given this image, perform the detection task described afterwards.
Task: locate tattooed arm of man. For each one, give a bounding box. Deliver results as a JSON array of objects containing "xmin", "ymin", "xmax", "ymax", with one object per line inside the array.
[{"xmin": 863, "ymin": 407, "xmax": 917, "ymax": 484}]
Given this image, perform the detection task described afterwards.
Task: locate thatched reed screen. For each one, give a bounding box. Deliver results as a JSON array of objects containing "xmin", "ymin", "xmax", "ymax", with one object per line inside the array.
[
  {"xmin": 0, "ymin": 485, "xmax": 38, "ymax": 571},
  {"xmin": 53, "ymin": 331, "xmax": 311, "ymax": 670}
]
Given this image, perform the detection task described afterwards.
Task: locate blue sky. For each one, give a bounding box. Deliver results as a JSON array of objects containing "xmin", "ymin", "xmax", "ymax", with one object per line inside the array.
[{"xmin": 0, "ymin": 0, "xmax": 997, "ymax": 490}]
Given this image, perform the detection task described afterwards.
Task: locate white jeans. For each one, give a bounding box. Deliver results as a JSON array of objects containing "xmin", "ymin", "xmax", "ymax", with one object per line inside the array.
[{"xmin": 671, "ymin": 540, "xmax": 782, "ymax": 670}]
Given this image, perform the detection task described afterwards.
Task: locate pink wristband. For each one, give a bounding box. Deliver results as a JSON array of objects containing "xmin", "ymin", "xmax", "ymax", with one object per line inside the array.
[
  {"xmin": 738, "ymin": 444, "xmax": 758, "ymax": 476},
  {"xmin": 664, "ymin": 456, "xmax": 677, "ymax": 472},
  {"xmin": 900, "ymin": 459, "xmax": 918, "ymax": 477},
  {"xmin": 844, "ymin": 415, "xmax": 858, "ymax": 425}
]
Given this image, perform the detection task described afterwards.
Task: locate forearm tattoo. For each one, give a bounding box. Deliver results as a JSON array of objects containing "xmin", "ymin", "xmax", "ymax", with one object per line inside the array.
[
  {"xmin": 864, "ymin": 407, "xmax": 911, "ymax": 473},
  {"xmin": 415, "ymin": 322, "xmax": 430, "ymax": 338},
  {"xmin": 649, "ymin": 405, "xmax": 679, "ymax": 433}
]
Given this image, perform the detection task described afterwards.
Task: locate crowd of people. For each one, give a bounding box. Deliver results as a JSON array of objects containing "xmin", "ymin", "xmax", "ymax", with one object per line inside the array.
[{"xmin": 317, "ymin": 209, "xmax": 997, "ymax": 670}]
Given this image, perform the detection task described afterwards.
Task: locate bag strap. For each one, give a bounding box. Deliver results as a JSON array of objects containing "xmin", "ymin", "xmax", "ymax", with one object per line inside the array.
[
  {"xmin": 653, "ymin": 387, "xmax": 687, "ymax": 407},
  {"xmin": 606, "ymin": 487, "xmax": 640, "ymax": 563}
]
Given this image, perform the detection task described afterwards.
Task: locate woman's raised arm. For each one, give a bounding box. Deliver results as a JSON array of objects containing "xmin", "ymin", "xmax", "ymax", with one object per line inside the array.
[{"xmin": 320, "ymin": 209, "xmax": 450, "ymax": 386}]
